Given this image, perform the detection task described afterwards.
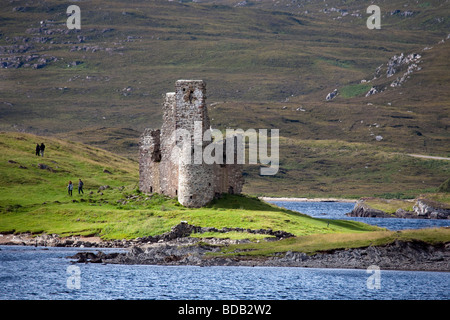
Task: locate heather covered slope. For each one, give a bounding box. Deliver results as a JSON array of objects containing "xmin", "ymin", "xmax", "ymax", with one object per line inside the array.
[{"xmin": 0, "ymin": 0, "xmax": 448, "ymax": 197}]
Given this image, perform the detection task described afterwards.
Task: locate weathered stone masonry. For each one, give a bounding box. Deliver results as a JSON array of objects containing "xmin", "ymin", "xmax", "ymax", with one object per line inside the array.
[{"xmin": 139, "ymin": 80, "xmax": 244, "ymax": 207}]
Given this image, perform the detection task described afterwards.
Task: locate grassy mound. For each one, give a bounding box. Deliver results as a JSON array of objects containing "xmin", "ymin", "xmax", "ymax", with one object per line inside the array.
[{"xmin": 0, "ymin": 132, "xmax": 379, "ymax": 240}]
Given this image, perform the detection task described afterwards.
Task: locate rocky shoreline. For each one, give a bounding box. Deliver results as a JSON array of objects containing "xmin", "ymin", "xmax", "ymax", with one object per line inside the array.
[
  {"xmin": 65, "ymin": 237, "xmax": 449, "ymax": 272},
  {"xmin": 2, "ymin": 222, "xmax": 449, "ymax": 272},
  {"xmin": 347, "ymin": 198, "xmax": 450, "ymax": 219},
  {"xmin": 0, "ymin": 222, "xmax": 294, "ymax": 248}
]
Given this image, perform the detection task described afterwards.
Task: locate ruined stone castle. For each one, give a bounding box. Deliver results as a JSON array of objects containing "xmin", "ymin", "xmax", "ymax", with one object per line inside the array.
[{"xmin": 139, "ymin": 80, "xmax": 244, "ymax": 207}]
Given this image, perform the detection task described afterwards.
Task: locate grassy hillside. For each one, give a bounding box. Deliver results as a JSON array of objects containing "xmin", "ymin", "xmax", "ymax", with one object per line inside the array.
[
  {"xmin": 0, "ymin": 131, "xmax": 138, "ymax": 206},
  {"xmin": 215, "ymin": 227, "xmax": 450, "ymax": 257},
  {"xmin": 0, "ymin": 132, "xmax": 380, "ymax": 240},
  {"xmin": 0, "ymin": 0, "xmax": 449, "ymax": 198},
  {"xmin": 243, "ymin": 137, "xmax": 449, "ymax": 198}
]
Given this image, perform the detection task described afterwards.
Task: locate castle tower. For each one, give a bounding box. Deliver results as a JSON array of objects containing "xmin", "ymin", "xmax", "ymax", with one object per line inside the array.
[
  {"xmin": 159, "ymin": 92, "xmax": 178, "ymax": 197},
  {"xmin": 175, "ymin": 80, "xmax": 215, "ymax": 208},
  {"xmin": 139, "ymin": 80, "xmax": 244, "ymax": 208}
]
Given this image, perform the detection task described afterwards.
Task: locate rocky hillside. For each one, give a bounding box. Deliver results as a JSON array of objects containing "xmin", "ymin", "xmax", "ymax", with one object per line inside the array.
[{"xmin": 0, "ymin": 0, "xmax": 449, "ymax": 197}]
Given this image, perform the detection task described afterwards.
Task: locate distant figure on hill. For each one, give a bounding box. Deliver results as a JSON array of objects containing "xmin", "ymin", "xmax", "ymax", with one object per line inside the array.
[
  {"xmin": 40, "ymin": 143, "xmax": 45, "ymax": 157},
  {"xmin": 35, "ymin": 143, "xmax": 40, "ymax": 156},
  {"xmin": 67, "ymin": 181, "xmax": 73, "ymax": 196},
  {"xmin": 78, "ymin": 179, "xmax": 84, "ymax": 195}
]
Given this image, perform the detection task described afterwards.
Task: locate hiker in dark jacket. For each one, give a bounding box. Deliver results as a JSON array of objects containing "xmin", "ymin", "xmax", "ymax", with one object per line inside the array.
[
  {"xmin": 35, "ymin": 143, "xmax": 40, "ymax": 156},
  {"xmin": 67, "ymin": 181, "xmax": 73, "ymax": 196},
  {"xmin": 78, "ymin": 179, "xmax": 84, "ymax": 195},
  {"xmin": 40, "ymin": 143, "xmax": 45, "ymax": 157}
]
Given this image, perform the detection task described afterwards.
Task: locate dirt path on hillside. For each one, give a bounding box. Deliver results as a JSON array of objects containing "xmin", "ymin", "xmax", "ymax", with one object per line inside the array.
[{"xmin": 407, "ymin": 154, "xmax": 450, "ymax": 161}]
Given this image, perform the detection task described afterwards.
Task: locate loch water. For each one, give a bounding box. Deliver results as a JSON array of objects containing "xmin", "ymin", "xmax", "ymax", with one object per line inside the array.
[
  {"xmin": 0, "ymin": 245, "xmax": 449, "ymax": 300},
  {"xmin": 268, "ymin": 200, "xmax": 450, "ymax": 231},
  {"xmin": 1, "ymin": 201, "xmax": 449, "ymax": 300}
]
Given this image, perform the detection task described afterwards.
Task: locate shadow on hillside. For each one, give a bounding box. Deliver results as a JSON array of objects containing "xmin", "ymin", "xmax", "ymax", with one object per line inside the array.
[
  {"xmin": 324, "ymin": 219, "xmax": 382, "ymax": 232},
  {"xmin": 206, "ymin": 194, "xmax": 285, "ymax": 212}
]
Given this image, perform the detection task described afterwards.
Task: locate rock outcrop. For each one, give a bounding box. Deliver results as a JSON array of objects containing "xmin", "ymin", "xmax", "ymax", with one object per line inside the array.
[
  {"xmin": 273, "ymin": 240, "xmax": 449, "ymax": 271},
  {"xmin": 413, "ymin": 199, "xmax": 450, "ymax": 219},
  {"xmin": 135, "ymin": 222, "xmax": 294, "ymax": 244},
  {"xmin": 365, "ymin": 86, "xmax": 383, "ymax": 97},
  {"xmin": 347, "ymin": 199, "xmax": 393, "ymax": 218},
  {"xmin": 386, "ymin": 53, "xmax": 421, "ymax": 78},
  {"xmin": 67, "ymin": 239, "xmax": 450, "ymax": 271},
  {"xmin": 363, "ymin": 51, "xmax": 424, "ymax": 97},
  {"xmin": 325, "ymin": 89, "xmax": 338, "ymax": 101},
  {"xmin": 1, "ymin": 222, "xmax": 294, "ymax": 248},
  {"xmin": 347, "ymin": 198, "xmax": 450, "ymax": 219}
]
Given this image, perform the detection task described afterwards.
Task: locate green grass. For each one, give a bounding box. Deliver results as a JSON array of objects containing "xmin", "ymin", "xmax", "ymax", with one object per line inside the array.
[
  {"xmin": 339, "ymin": 83, "xmax": 372, "ymax": 98},
  {"xmin": 363, "ymin": 198, "xmax": 415, "ymax": 214},
  {"xmin": 424, "ymin": 192, "xmax": 450, "ymax": 205},
  {"xmin": 0, "ymin": 131, "xmax": 138, "ymax": 207},
  {"xmin": 0, "ymin": 132, "xmax": 379, "ymax": 240},
  {"xmin": 0, "ymin": 192, "xmax": 380, "ymax": 240},
  {"xmin": 1, "ymin": 0, "xmax": 449, "ymax": 251},
  {"xmin": 438, "ymin": 178, "xmax": 450, "ymax": 192},
  {"xmin": 1, "ymin": 131, "xmax": 448, "ymax": 258}
]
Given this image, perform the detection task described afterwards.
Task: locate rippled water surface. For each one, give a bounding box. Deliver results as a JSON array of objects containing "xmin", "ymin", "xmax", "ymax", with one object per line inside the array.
[
  {"xmin": 1, "ymin": 246, "xmax": 449, "ymax": 300},
  {"xmin": 268, "ymin": 201, "xmax": 450, "ymax": 230},
  {"xmin": 2, "ymin": 202, "xmax": 449, "ymax": 300}
]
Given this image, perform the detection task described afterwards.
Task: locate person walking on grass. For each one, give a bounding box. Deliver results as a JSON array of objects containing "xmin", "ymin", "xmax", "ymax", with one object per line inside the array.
[
  {"xmin": 68, "ymin": 181, "xmax": 73, "ymax": 196},
  {"xmin": 40, "ymin": 143, "xmax": 45, "ymax": 157},
  {"xmin": 35, "ymin": 143, "xmax": 40, "ymax": 156},
  {"xmin": 78, "ymin": 179, "xmax": 84, "ymax": 195}
]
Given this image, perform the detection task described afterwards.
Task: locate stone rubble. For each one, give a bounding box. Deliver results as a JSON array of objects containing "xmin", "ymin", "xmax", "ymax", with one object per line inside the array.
[{"xmin": 66, "ymin": 238, "xmax": 450, "ymax": 272}]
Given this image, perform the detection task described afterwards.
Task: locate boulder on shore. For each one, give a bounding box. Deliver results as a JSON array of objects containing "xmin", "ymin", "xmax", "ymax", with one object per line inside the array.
[
  {"xmin": 346, "ymin": 199, "xmax": 393, "ymax": 218},
  {"xmin": 347, "ymin": 197, "xmax": 450, "ymax": 219},
  {"xmin": 413, "ymin": 198, "xmax": 450, "ymax": 219}
]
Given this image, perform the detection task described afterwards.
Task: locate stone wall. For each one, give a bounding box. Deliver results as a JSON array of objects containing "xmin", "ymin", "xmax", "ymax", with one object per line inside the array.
[
  {"xmin": 178, "ymin": 161, "xmax": 215, "ymax": 207},
  {"xmin": 159, "ymin": 92, "xmax": 178, "ymax": 197},
  {"xmin": 213, "ymin": 137, "xmax": 244, "ymax": 196},
  {"xmin": 139, "ymin": 128, "xmax": 161, "ymax": 194},
  {"xmin": 174, "ymin": 80, "xmax": 215, "ymax": 207},
  {"xmin": 174, "ymin": 80, "xmax": 209, "ymax": 139},
  {"xmin": 139, "ymin": 80, "xmax": 244, "ymax": 208}
]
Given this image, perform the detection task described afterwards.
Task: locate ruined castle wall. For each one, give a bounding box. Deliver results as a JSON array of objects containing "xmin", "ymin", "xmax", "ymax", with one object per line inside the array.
[
  {"xmin": 213, "ymin": 165, "xmax": 244, "ymax": 196},
  {"xmin": 175, "ymin": 80, "xmax": 215, "ymax": 207},
  {"xmin": 174, "ymin": 80, "xmax": 210, "ymax": 137},
  {"xmin": 159, "ymin": 92, "xmax": 178, "ymax": 197},
  {"xmin": 226, "ymin": 163, "xmax": 244, "ymax": 194},
  {"xmin": 213, "ymin": 139, "xmax": 244, "ymax": 196},
  {"xmin": 178, "ymin": 161, "xmax": 215, "ymax": 208},
  {"xmin": 139, "ymin": 79, "xmax": 244, "ymax": 207},
  {"xmin": 139, "ymin": 128, "xmax": 161, "ymax": 194}
]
